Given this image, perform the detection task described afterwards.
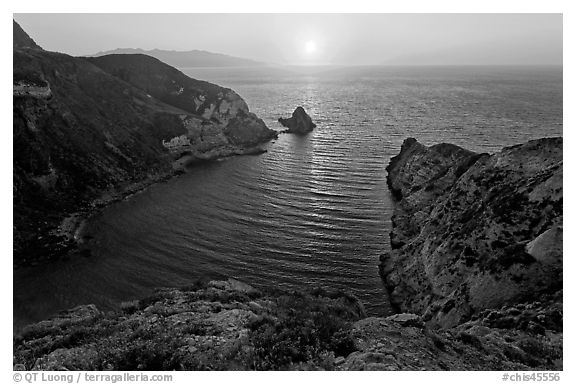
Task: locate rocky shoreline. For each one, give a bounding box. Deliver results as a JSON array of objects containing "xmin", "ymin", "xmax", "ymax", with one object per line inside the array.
[
  {"xmin": 32, "ymin": 142, "xmax": 276, "ymax": 269},
  {"xmin": 42, "ymin": 171, "xmax": 180, "ymax": 265}
]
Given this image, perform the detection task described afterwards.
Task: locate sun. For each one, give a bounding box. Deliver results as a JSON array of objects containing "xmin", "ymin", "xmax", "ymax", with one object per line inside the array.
[{"xmin": 305, "ymin": 40, "xmax": 317, "ymax": 54}]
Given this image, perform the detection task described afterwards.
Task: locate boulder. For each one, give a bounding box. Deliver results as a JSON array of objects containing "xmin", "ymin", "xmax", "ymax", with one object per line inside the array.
[
  {"xmin": 525, "ymin": 225, "xmax": 563, "ymax": 267},
  {"xmin": 385, "ymin": 313, "xmax": 424, "ymax": 328},
  {"xmin": 208, "ymin": 278, "xmax": 260, "ymax": 296}
]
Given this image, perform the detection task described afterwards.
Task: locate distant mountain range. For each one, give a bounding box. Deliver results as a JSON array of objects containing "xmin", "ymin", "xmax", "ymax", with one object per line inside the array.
[{"xmin": 90, "ymin": 48, "xmax": 267, "ymax": 68}]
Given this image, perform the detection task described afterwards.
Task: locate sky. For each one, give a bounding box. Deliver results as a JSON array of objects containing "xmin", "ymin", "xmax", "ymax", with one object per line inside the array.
[{"xmin": 14, "ymin": 13, "xmax": 563, "ymax": 66}]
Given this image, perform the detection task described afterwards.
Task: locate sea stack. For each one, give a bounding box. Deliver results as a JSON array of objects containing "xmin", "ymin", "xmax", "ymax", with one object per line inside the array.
[{"xmin": 278, "ymin": 106, "xmax": 316, "ymax": 134}]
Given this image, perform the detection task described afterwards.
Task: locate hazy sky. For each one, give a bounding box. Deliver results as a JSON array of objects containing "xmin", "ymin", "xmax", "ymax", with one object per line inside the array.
[{"xmin": 14, "ymin": 13, "xmax": 562, "ymax": 66}]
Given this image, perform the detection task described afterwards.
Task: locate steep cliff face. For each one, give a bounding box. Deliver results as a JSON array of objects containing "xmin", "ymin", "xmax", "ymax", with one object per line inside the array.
[
  {"xmin": 13, "ymin": 22, "xmax": 276, "ymax": 267},
  {"xmin": 380, "ymin": 138, "xmax": 562, "ymax": 329}
]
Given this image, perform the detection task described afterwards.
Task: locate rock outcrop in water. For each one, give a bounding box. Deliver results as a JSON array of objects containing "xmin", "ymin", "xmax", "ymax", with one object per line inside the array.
[
  {"xmin": 13, "ymin": 278, "xmax": 561, "ymax": 370},
  {"xmin": 13, "ymin": 21, "xmax": 276, "ymax": 267},
  {"xmin": 278, "ymin": 106, "xmax": 316, "ymax": 134}
]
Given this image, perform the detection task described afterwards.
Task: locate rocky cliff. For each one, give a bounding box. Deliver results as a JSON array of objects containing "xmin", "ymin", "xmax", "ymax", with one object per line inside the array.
[
  {"xmin": 380, "ymin": 137, "xmax": 562, "ymax": 331},
  {"xmin": 13, "ymin": 22, "xmax": 276, "ymax": 267},
  {"xmin": 87, "ymin": 54, "xmax": 276, "ymax": 153}
]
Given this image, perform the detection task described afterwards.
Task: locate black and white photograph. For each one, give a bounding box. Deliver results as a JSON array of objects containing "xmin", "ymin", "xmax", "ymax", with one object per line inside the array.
[{"xmin": 8, "ymin": 3, "xmax": 568, "ymax": 377}]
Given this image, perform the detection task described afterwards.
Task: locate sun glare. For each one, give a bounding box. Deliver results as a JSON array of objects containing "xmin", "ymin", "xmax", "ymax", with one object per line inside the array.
[{"xmin": 305, "ymin": 40, "xmax": 317, "ymax": 54}]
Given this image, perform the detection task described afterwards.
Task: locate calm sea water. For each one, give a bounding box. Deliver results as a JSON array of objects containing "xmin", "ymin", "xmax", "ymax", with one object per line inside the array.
[{"xmin": 14, "ymin": 66, "xmax": 562, "ymax": 330}]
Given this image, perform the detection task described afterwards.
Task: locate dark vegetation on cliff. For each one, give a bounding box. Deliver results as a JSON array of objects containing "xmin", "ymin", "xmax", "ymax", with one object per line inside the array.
[
  {"xmin": 87, "ymin": 54, "xmax": 275, "ymax": 148},
  {"xmin": 14, "ymin": 47, "xmax": 184, "ymax": 267},
  {"xmin": 13, "ymin": 22, "xmax": 275, "ymax": 267},
  {"xmin": 13, "ymin": 20, "xmax": 42, "ymax": 50},
  {"xmin": 87, "ymin": 54, "xmax": 230, "ymax": 117}
]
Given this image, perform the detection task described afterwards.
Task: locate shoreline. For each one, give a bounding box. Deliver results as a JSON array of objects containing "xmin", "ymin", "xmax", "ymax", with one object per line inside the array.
[{"xmin": 17, "ymin": 140, "xmax": 276, "ymax": 270}]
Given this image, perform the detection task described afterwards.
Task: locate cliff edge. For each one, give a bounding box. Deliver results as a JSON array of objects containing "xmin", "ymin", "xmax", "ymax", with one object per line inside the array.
[{"xmin": 380, "ymin": 137, "xmax": 562, "ymax": 328}]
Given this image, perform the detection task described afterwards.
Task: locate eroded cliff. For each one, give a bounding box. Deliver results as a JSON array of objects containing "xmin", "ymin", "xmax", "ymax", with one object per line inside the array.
[{"xmin": 380, "ymin": 137, "xmax": 562, "ymax": 329}]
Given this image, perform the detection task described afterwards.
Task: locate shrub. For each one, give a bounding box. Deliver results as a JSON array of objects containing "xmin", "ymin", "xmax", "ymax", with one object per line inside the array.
[
  {"xmin": 246, "ymin": 293, "xmax": 359, "ymax": 370},
  {"xmin": 120, "ymin": 300, "xmax": 139, "ymax": 315}
]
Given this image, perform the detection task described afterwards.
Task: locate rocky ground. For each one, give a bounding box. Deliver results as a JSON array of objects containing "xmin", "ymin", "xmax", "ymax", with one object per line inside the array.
[{"xmin": 14, "ymin": 278, "xmax": 562, "ymax": 371}]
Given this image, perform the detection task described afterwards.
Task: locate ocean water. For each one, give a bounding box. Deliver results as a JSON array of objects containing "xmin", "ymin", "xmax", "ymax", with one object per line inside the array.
[{"xmin": 13, "ymin": 66, "xmax": 562, "ymax": 330}]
